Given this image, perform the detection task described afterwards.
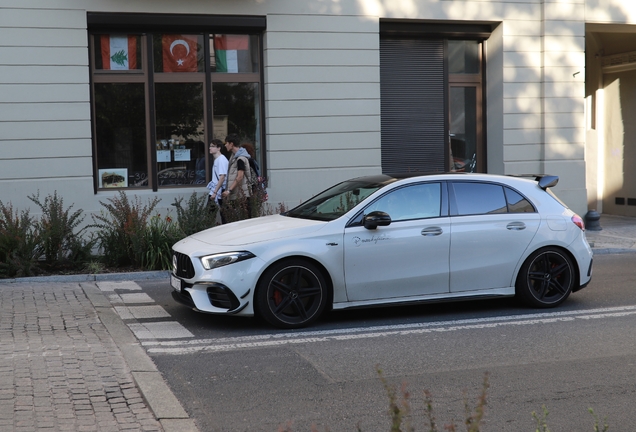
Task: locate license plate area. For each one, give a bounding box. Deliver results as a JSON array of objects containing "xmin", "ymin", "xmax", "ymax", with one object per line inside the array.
[{"xmin": 170, "ymin": 274, "xmax": 182, "ymax": 292}]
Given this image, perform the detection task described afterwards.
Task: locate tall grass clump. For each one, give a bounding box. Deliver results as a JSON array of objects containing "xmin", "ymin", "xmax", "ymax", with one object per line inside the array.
[
  {"xmin": 90, "ymin": 191, "xmax": 160, "ymax": 267},
  {"xmin": 141, "ymin": 213, "xmax": 184, "ymax": 270},
  {"xmin": 0, "ymin": 201, "xmax": 41, "ymax": 277},
  {"xmin": 28, "ymin": 191, "xmax": 95, "ymax": 271},
  {"xmin": 172, "ymin": 192, "xmax": 218, "ymax": 236}
]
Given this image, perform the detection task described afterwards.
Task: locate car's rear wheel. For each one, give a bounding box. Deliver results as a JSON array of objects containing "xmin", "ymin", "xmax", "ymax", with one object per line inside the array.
[
  {"xmin": 255, "ymin": 259, "xmax": 328, "ymax": 329},
  {"xmin": 516, "ymin": 247, "xmax": 575, "ymax": 307}
]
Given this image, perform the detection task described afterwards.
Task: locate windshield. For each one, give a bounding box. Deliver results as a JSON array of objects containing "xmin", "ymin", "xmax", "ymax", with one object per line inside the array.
[{"xmin": 285, "ymin": 176, "xmax": 397, "ymax": 221}]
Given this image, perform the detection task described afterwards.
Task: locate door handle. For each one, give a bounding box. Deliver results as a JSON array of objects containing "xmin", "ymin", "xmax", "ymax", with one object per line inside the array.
[
  {"xmin": 506, "ymin": 222, "xmax": 526, "ymax": 231},
  {"xmin": 421, "ymin": 227, "xmax": 443, "ymax": 236}
]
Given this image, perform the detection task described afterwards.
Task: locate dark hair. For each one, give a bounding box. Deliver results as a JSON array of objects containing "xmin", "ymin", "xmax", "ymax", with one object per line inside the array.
[
  {"xmin": 210, "ymin": 139, "xmax": 223, "ymax": 148},
  {"xmin": 225, "ymin": 133, "xmax": 241, "ymax": 146}
]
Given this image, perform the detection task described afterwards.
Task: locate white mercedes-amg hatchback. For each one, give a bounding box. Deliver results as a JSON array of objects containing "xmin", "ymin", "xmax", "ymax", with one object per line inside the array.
[{"xmin": 171, "ymin": 173, "xmax": 593, "ymax": 328}]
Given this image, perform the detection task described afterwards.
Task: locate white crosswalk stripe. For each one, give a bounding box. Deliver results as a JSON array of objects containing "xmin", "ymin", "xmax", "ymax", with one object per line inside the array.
[{"xmin": 98, "ymin": 281, "xmax": 194, "ymax": 340}]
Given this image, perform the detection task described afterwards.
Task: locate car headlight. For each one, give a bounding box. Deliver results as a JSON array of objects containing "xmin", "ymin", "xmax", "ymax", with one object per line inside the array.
[{"xmin": 200, "ymin": 251, "xmax": 256, "ymax": 270}]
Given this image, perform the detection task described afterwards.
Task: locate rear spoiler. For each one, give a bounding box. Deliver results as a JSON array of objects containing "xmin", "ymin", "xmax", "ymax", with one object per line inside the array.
[{"xmin": 508, "ymin": 174, "xmax": 559, "ymax": 190}]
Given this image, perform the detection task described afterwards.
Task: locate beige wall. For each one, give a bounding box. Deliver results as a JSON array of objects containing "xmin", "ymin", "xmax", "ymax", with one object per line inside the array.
[
  {"xmin": 0, "ymin": 0, "xmax": 603, "ymax": 219},
  {"xmin": 586, "ymin": 19, "xmax": 636, "ymax": 216}
]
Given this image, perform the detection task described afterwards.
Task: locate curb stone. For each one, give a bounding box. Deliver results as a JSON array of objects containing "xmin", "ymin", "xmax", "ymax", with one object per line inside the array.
[{"xmin": 81, "ymin": 281, "xmax": 199, "ymax": 432}]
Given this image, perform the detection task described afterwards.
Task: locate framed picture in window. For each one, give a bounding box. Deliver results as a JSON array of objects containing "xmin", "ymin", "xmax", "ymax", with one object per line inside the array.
[{"xmin": 99, "ymin": 168, "xmax": 128, "ymax": 188}]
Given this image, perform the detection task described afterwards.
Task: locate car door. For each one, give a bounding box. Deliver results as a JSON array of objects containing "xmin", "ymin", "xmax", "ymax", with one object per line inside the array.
[
  {"xmin": 448, "ymin": 182, "xmax": 541, "ymax": 292},
  {"xmin": 343, "ymin": 182, "xmax": 450, "ymax": 302}
]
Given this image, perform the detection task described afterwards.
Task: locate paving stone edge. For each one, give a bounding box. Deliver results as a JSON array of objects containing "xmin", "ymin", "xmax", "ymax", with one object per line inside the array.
[{"xmin": 81, "ymin": 279, "xmax": 199, "ymax": 432}]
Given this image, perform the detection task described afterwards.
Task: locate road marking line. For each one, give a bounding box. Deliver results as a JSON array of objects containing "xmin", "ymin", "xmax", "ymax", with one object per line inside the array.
[
  {"xmin": 129, "ymin": 322, "xmax": 194, "ymax": 339},
  {"xmin": 142, "ymin": 305, "xmax": 636, "ymax": 355},
  {"xmin": 115, "ymin": 305, "xmax": 171, "ymax": 320}
]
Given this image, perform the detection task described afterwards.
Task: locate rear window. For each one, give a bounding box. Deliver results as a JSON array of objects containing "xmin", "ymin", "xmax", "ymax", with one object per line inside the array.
[
  {"xmin": 452, "ymin": 182, "xmax": 536, "ymax": 215},
  {"xmin": 504, "ymin": 187, "xmax": 535, "ymax": 213}
]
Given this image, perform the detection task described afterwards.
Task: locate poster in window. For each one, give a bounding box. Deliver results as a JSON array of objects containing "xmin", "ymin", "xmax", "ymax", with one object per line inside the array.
[
  {"xmin": 157, "ymin": 150, "xmax": 171, "ymax": 162},
  {"xmin": 173, "ymin": 149, "xmax": 191, "ymax": 162},
  {"xmin": 99, "ymin": 168, "xmax": 128, "ymax": 188}
]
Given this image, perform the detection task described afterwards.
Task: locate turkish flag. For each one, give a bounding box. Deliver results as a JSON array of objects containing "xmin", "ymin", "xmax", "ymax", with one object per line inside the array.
[{"xmin": 162, "ymin": 34, "xmax": 199, "ymax": 72}]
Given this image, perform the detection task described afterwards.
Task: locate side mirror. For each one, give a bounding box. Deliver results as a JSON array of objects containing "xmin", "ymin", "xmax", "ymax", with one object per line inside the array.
[{"xmin": 363, "ymin": 211, "xmax": 391, "ymax": 230}]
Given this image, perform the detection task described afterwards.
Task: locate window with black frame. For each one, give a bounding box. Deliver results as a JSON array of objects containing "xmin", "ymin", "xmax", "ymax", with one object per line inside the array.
[{"xmin": 90, "ymin": 27, "xmax": 263, "ymax": 190}]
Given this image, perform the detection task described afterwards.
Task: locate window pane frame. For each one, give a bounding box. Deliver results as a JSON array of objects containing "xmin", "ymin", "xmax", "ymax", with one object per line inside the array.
[{"xmin": 89, "ymin": 27, "xmax": 264, "ymax": 192}]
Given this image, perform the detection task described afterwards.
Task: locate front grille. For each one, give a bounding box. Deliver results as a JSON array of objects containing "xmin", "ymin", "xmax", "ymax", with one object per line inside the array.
[
  {"xmin": 173, "ymin": 251, "xmax": 195, "ymax": 279},
  {"xmin": 207, "ymin": 285, "xmax": 240, "ymax": 310}
]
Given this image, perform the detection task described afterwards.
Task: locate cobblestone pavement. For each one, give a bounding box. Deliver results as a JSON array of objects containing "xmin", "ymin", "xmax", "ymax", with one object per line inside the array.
[{"xmin": 0, "ymin": 282, "xmax": 191, "ymax": 432}]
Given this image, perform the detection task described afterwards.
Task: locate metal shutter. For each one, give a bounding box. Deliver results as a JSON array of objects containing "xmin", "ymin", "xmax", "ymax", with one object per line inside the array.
[{"xmin": 380, "ymin": 38, "xmax": 445, "ymax": 174}]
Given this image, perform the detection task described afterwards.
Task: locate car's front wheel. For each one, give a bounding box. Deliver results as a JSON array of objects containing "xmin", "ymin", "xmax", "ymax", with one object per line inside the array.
[
  {"xmin": 516, "ymin": 247, "xmax": 575, "ymax": 307},
  {"xmin": 255, "ymin": 259, "xmax": 329, "ymax": 329}
]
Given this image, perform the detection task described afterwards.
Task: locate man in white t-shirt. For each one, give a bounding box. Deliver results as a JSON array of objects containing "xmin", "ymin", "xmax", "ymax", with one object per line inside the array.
[{"xmin": 206, "ymin": 139, "xmax": 229, "ymax": 223}]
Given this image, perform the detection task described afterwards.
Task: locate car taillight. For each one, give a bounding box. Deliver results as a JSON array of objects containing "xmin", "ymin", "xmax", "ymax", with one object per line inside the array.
[{"xmin": 572, "ymin": 214, "xmax": 585, "ymax": 231}]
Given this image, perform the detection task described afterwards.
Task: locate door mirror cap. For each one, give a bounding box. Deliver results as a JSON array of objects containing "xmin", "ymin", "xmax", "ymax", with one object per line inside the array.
[{"xmin": 363, "ymin": 211, "xmax": 391, "ymax": 230}]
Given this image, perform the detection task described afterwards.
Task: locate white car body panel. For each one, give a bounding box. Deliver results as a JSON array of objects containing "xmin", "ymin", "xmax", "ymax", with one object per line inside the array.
[
  {"xmin": 343, "ymin": 217, "xmax": 451, "ymax": 301},
  {"xmin": 449, "ymin": 213, "xmax": 541, "ymax": 292}
]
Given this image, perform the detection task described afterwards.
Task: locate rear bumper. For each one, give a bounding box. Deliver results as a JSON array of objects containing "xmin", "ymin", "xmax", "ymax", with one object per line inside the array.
[{"xmin": 573, "ymin": 257, "xmax": 593, "ymax": 293}]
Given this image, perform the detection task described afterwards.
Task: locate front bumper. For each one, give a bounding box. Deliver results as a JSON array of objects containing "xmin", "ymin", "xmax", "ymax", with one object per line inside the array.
[
  {"xmin": 171, "ymin": 273, "xmax": 252, "ymax": 315},
  {"xmin": 170, "ymin": 249, "xmax": 262, "ymax": 316}
]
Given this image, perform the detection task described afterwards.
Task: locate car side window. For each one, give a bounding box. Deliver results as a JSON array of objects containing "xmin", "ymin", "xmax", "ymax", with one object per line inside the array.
[
  {"xmin": 453, "ymin": 182, "xmax": 507, "ymax": 215},
  {"xmin": 365, "ymin": 183, "xmax": 441, "ymax": 222},
  {"xmin": 504, "ymin": 187, "xmax": 536, "ymax": 213}
]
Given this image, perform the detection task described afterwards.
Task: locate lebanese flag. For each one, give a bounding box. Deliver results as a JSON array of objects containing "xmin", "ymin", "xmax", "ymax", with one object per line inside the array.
[
  {"xmin": 162, "ymin": 34, "xmax": 199, "ymax": 72},
  {"xmin": 101, "ymin": 35, "xmax": 137, "ymax": 70},
  {"xmin": 214, "ymin": 35, "xmax": 249, "ymax": 73}
]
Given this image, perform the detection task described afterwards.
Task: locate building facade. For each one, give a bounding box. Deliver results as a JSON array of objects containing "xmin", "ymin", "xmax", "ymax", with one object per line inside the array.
[{"xmin": 1, "ymin": 0, "xmax": 636, "ymax": 219}]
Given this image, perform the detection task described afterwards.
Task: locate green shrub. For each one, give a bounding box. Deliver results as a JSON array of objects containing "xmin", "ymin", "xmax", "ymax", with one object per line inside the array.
[
  {"xmin": 141, "ymin": 214, "xmax": 184, "ymax": 270},
  {"xmin": 0, "ymin": 202, "xmax": 41, "ymax": 277},
  {"xmin": 172, "ymin": 192, "xmax": 217, "ymax": 236},
  {"xmin": 28, "ymin": 191, "xmax": 95, "ymax": 270},
  {"xmin": 91, "ymin": 191, "xmax": 160, "ymax": 267}
]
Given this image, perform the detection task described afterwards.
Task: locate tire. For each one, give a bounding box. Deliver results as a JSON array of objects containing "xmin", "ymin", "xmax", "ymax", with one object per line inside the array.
[
  {"xmin": 255, "ymin": 259, "xmax": 329, "ymax": 329},
  {"xmin": 516, "ymin": 247, "xmax": 575, "ymax": 308}
]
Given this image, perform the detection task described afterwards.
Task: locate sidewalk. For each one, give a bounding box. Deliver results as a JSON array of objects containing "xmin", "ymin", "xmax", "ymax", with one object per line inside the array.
[
  {"xmin": 0, "ymin": 279, "xmax": 196, "ymax": 432},
  {"xmin": 584, "ymin": 213, "xmax": 636, "ymax": 254},
  {"xmin": 0, "ymin": 213, "xmax": 633, "ymax": 432}
]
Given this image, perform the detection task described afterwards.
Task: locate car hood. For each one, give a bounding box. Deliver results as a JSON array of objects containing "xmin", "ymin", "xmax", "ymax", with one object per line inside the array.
[{"xmin": 185, "ymin": 214, "xmax": 328, "ymax": 247}]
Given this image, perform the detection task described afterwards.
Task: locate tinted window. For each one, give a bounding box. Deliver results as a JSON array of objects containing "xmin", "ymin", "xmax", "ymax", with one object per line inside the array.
[
  {"xmin": 505, "ymin": 187, "xmax": 535, "ymax": 213},
  {"xmin": 453, "ymin": 182, "xmax": 507, "ymax": 215},
  {"xmin": 365, "ymin": 183, "xmax": 441, "ymax": 222}
]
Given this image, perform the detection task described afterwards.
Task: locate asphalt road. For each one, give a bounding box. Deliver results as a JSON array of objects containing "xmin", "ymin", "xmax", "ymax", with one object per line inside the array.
[{"xmin": 132, "ymin": 253, "xmax": 636, "ymax": 431}]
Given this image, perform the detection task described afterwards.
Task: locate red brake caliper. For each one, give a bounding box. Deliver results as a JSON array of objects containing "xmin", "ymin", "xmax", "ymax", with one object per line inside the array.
[{"xmin": 273, "ymin": 289, "xmax": 283, "ymax": 306}]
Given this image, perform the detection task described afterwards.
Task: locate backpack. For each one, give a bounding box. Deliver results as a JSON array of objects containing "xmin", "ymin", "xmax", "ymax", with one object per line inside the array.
[{"xmin": 238, "ymin": 156, "xmax": 258, "ymax": 193}]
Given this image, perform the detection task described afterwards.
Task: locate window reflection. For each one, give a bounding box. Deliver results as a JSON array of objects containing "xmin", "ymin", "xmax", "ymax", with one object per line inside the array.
[
  {"xmin": 366, "ymin": 183, "xmax": 441, "ymax": 221},
  {"xmin": 450, "ymin": 87, "xmax": 477, "ymax": 172},
  {"xmin": 94, "ymin": 83, "xmax": 147, "ymax": 187},
  {"xmin": 453, "ymin": 183, "xmax": 507, "ymax": 215},
  {"xmin": 213, "ymin": 82, "xmax": 261, "ymax": 164},
  {"xmin": 448, "ymin": 40, "xmax": 480, "ymax": 74},
  {"xmin": 154, "ymin": 83, "xmax": 205, "ymax": 185},
  {"xmin": 505, "ymin": 188, "xmax": 536, "ymax": 213}
]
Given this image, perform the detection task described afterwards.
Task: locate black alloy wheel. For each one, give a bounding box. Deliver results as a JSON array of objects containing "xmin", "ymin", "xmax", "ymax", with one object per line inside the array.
[
  {"xmin": 516, "ymin": 247, "xmax": 575, "ymax": 307},
  {"xmin": 256, "ymin": 259, "xmax": 328, "ymax": 329}
]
